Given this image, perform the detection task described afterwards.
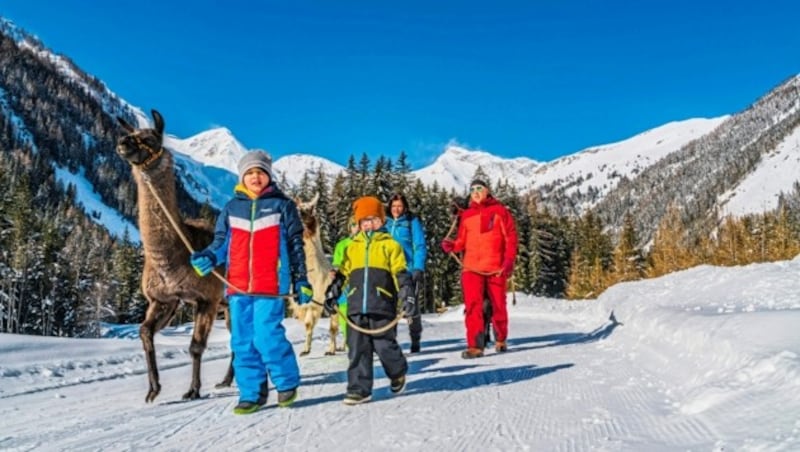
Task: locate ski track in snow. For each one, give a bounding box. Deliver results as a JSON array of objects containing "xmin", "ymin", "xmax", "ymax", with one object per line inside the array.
[{"xmin": 1, "ymin": 293, "xmax": 798, "ymax": 451}]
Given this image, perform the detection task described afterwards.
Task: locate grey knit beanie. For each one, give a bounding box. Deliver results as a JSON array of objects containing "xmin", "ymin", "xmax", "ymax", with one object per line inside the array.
[{"xmin": 238, "ymin": 150, "xmax": 273, "ymax": 183}]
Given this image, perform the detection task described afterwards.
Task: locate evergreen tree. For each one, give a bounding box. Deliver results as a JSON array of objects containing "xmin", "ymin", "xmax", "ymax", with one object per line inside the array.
[
  {"xmin": 608, "ymin": 212, "xmax": 644, "ymax": 284},
  {"xmin": 392, "ymin": 150, "xmax": 413, "ymax": 193},
  {"xmin": 311, "ymin": 165, "xmax": 332, "ymax": 252}
]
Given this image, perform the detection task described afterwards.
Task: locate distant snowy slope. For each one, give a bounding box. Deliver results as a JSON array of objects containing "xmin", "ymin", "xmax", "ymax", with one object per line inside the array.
[
  {"xmin": 718, "ymin": 125, "xmax": 800, "ymax": 217},
  {"xmin": 532, "ymin": 117, "xmax": 728, "ymax": 208}
]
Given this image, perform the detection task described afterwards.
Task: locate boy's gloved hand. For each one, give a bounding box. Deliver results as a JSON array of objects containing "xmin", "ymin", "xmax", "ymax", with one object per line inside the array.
[
  {"xmin": 190, "ymin": 250, "xmax": 216, "ymax": 277},
  {"xmin": 325, "ymin": 271, "xmax": 346, "ymax": 300},
  {"xmin": 295, "ymin": 278, "xmax": 313, "ymax": 305},
  {"xmin": 403, "ymin": 296, "xmax": 416, "ymax": 318},
  {"xmin": 323, "ymin": 296, "xmax": 338, "ymax": 316}
]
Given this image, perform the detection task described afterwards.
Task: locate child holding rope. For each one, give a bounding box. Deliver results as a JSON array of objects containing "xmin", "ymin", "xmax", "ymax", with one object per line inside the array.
[
  {"xmin": 329, "ymin": 217, "xmax": 359, "ymax": 345},
  {"xmin": 190, "ymin": 150, "xmax": 312, "ymax": 414},
  {"xmin": 324, "ymin": 196, "xmax": 416, "ymax": 405}
]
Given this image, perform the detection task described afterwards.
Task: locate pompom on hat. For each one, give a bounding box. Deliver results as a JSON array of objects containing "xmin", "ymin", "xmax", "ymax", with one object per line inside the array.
[
  {"xmin": 238, "ymin": 150, "xmax": 273, "ymax": 184},
  {"xmin": 352, "ymin": 196, "xmax": 385, "ymax": 223}
]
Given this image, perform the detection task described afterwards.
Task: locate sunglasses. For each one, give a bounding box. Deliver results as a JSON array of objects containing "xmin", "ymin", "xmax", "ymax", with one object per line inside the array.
[{"xmin": 470, "ymin": 185, "xmax": 485, "ymax": 193}]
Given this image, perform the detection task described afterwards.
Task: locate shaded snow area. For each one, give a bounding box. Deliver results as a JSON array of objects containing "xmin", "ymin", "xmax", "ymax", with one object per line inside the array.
[{"xmin": 2, "ymin": 257, "xmax": 799, "ymax": 451}]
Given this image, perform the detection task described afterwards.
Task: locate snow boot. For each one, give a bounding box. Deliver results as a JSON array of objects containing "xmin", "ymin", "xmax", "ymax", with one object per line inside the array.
[
  {"xmin": 390, "ymin": 375, "xmax": 407, "ymax": 394},
  {"xmin": 233, "ymin": 400, "xmax": 264, "ymax": 415},
  {"xmin": 343, "ymin": 393, "xmax": 372, "ymax": 405},
  {"xmin": 277, "ymin": 388, "xmax": 298, "ymax": 407},
  {"xmin": 461, "ymin": 348, "xmax": 484, "ymax": 359}
]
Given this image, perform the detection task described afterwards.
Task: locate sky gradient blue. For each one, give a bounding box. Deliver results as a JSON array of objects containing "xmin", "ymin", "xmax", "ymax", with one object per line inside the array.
[{"xmin": 3, "ymin": 1, "xmax": 800, "ymax": 168}]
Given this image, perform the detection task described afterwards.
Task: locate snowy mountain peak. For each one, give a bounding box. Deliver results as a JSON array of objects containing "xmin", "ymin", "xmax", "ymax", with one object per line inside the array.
[
  {"xmin": 272, "ymin": 154, "xmax": 346, "ymax": 187},
  {"xmin": 415, "ymin": 143, "xmax": 541, "ymax": 192},
  {"xmin": 164, "ymin": 128, "xmax": 247, "ymax": 173}
]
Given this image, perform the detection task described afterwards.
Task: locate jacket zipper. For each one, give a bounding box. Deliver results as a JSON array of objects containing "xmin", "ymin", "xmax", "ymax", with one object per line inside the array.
[
  {"xmin": 248, "ymin": 200, "xmax": 256, "ymax": 293},
  {"xmin": 362, "ymin": 233, "xmax": 371, "ymax": 313}
]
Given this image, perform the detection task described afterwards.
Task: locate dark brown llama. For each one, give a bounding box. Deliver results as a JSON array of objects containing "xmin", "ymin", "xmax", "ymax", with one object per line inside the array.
[{"xmin": 116, "ymin": 109, "xmax": 232, "ymax": 403}]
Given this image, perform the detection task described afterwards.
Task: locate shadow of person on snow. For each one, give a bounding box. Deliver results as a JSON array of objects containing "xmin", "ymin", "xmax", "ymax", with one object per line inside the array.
[
  {"xmin": 403, "ymin": 310, "xmax": 622, "ymax": 355},
  {"xmin": 291, "ymin": 312, "xmax": 619, "ymax": 407},
  {"xmin": 402, "ymin": 363, "xmax": 574, "ymax": 398},
  {"xmin": 507, "ymin": 310, "xmax": 622, "ymax": 353}
]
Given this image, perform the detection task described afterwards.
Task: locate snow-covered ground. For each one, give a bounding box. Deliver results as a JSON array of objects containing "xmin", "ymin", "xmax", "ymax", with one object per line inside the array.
[{"xmin": 2, "ymin": 258, "xmax": 799, "ymax": 451}]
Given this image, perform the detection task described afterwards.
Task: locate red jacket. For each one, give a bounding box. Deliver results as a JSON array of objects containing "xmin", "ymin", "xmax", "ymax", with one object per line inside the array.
[{"xmin": 451, "ymin": 196, "xmax": 517, "ymax": 274}]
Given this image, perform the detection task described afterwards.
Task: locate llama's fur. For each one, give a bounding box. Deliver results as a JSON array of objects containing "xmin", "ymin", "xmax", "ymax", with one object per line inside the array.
[
  {"xmin": 116, "ymin": 109, "xmax": 231, "ymax": 402},
  {"xmin": 293, "ymin": 193, "xmax": 343, "ymax": 356}
]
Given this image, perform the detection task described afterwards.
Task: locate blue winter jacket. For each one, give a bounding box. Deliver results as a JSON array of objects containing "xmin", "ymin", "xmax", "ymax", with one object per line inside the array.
[
  {"xmin": 385, "ymin": 213, "xmax": 427, "ymax": 272},
  {"xmin": 204, "ymin": 182, "xmax": 307, "ymax": 296}
]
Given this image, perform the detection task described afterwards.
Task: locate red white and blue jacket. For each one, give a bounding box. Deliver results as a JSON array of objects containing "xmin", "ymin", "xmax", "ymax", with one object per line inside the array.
[{"xmin": 205, "ymin": 182, "xmax": 307, "ymax": 296}]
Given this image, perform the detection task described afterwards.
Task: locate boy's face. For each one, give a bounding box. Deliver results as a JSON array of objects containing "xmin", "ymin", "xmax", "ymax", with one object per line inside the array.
[
  {"xmin": 243, "ymin": 168, "xmax": 270, "ymax": 193},
  {"xmin": 359, "ymin": 216, "xmax": 384, "ymax": 232}
]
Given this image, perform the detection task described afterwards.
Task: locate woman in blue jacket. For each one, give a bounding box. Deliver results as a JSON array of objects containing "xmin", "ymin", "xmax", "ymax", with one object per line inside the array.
[{"xmin": 385, "ymin": 193, "xmax": 427, "ymax": 353}]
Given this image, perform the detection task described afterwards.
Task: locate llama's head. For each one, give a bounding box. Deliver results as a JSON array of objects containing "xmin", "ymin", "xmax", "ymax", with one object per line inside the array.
[
  {"xmin": 296, "ymin": 193, "xmax": 320, "ymax": 239},
  {"xmin": 116, "ymin": 109, "xmax": 165, "ymax": 169}
]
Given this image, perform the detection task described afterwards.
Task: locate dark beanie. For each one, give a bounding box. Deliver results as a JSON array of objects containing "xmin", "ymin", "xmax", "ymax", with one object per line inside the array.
[
  {"xmin": 238, "ymin": 150, "xmax": 273, "ymax": 183},
  {"xmin": 470, "ymin": 178, "xmax": 489, "ymax": 189}
]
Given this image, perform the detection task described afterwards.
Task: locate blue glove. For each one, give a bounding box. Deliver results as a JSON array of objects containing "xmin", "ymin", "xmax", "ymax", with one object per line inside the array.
[
  {"xmin": 295, "ymin": 278, "xmax": 313, "ymax": 305},
  {"xmin": 190, "ymin": 250, "xmax": 216, "ymax": 277}
]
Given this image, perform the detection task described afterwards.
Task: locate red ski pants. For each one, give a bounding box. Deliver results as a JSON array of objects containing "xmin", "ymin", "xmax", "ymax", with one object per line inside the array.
[{"xmin": 462, "ymin": 271, "xmax": 508, "ymax": 348}]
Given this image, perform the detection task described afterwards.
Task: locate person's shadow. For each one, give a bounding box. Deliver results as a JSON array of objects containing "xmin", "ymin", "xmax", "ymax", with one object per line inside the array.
[
  {"xmin": 291, "ymin": 311, "xmax": 620, "ymax": 407},
  {"xmin": 411, "ymin": 310, "xmax": 622, "ymax": 355},
  {"xmin": 504, "ymin": 310, "xmax": 623, "ymax": 353}
]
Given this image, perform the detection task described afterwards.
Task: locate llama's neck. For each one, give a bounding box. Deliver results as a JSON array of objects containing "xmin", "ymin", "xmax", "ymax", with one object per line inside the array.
[
  {"xmin": 134, "ymin": 159, "xmax": 184, "ymax": 257},
  {"xmin": 304, "ymin": 231, "xmax": 332, "ymax": 274}
]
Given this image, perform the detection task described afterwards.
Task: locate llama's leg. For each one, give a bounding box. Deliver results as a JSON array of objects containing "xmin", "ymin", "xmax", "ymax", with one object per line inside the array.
[
  {"xmin": 299, "ymin": 306, "xmax": 314, "ymax": 356},
  {"xmin": 183, "ymin": 301, "xmax": 215, "ymax": 400},
  {"xmin": 216, "ymin": 304, "xmax": 234, "ymax": 388},
  {"xmin": 326, "ymin": 305, "xmax": 338, "ymax": 355},
  {"xmin": 141, "ymin": 300, "xmax": 177, "ymax": 403}
]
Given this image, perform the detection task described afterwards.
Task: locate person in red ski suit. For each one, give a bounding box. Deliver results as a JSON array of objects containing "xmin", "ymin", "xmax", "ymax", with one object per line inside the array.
[{"xmin": 441, "ymin": 178, "xmax": 518, "ymax": 359}]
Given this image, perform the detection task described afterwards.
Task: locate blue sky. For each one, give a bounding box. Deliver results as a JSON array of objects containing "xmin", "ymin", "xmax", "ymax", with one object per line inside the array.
[{"xmin": 3, "ymin": 1, "xmax": 800, "ymax": 168}]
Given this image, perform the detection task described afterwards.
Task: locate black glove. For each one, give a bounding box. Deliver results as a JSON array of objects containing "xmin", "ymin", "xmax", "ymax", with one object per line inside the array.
[
  {"xmin": 403, "ymin": 295, "xmax": 416, "ymax": 318},
  {"xmin": 323, "ymin": 295, "xmax": 338, "ymax": 316},
  {"xmin": 325, "ymin": 271, "xmax": 345, "ymax": 300}
]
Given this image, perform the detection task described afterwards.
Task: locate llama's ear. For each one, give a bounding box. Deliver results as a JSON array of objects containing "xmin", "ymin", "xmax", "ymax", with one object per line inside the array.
[
  {"xmin": 151, "ymin": 109, "xmax": 165, "ymax": 135},
  {"xmin": 309, "ymin": 192, "xmax": 320, "ymax": 209},
  {"xmin": 117, "ymin": 116, "xmax": 135, "ymax": 133}
]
